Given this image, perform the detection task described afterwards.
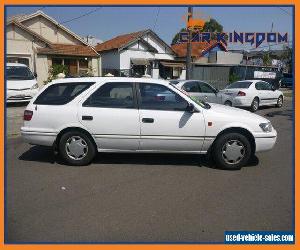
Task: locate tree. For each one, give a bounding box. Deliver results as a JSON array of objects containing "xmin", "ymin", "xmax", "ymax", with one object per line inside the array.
[
  {"xmin": 171, "ymin": 28, "xmax": 187, "ymax": 45},
  {"xmin": 262, "ymin": 52, "xmax": 272, "ymax": 66},
  {"xmin": 280, "ymin": 45, "xmax": 293, "ymax": 73},
  {"xmin": 171, "ymin": 18, "xmax": 223, "ymax": 45},
  {"xmin": 202, "ymin": 18, "xmax": 223, "ymax": 33}
]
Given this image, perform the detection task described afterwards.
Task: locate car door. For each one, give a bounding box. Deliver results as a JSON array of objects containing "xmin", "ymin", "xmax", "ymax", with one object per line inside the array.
[
  {"xmin": 138, "ymin": 82, "xmax": 206, "ymax": 152},
  {"xmin": 261, "ymin": 81, "xmax": 278, "ymax": 105},
  {"xmin": 78, "ymin": 81, "xmax": 140, "ymax": 151},
  {"xmin": 255, "ymin": 81, "xmax": 276, "ymax": 105}
]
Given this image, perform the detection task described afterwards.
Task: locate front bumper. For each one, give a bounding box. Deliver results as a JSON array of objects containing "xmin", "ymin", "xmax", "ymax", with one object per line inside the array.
[
  {"xmin": 254, "ymin": 129, "xmax": 277, "ymax": 152},
  {"xmin": 7, "ymin": 88, "xmax": 39, "ymax": 103}
]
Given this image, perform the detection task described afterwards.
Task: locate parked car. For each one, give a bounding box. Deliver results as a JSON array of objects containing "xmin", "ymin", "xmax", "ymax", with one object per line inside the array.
[
  {"xmin": 170, "ymin": 80, "xmax": 222, "ymax": 104},
  {"xmin": 279, "ymin": 73, "xmax": 293, "ymax": 88},
  {"xmin": 6, "ymin": 63, "xmax": 39, "ymax": 103},
  {"xmin": 220, "ymin": 80, "xmax": 284, "ymax": 112},
  {"xmin": 21, "ymin": 77, "xmax": 277, "ymax": 170}
]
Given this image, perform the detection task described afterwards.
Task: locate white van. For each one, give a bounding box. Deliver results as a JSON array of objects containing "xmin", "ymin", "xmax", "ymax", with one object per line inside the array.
[{"xmin": 6, "ymin": 63, "xmax": 39, "ymax": 103}]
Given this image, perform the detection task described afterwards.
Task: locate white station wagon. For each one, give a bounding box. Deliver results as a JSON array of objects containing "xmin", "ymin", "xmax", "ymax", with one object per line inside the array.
[{"xmin": 21, "ymin": 77, "xmax": 277, "ymax": 170}]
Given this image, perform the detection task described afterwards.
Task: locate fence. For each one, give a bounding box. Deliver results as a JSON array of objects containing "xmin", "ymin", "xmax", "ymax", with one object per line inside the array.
[{"xmin": 191, "ymin": 64, "xmax": 281, "ymax": 89}]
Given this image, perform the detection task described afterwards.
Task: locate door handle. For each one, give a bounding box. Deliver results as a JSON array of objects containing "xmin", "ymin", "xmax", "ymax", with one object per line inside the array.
[
  {"xmin": 82, "ymin": 115, "xmax": 93, "ymax": 121},
  {"xmin": 142, "ymin": 118, "xmax": 154, "ymax": 123}
]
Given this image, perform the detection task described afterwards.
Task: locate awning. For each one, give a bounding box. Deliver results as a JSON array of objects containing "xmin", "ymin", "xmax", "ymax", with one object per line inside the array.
[
  {"xmin": 160, "ymin": 61, "xmax": 185, "ymax": 68},
  {"xmin": 131, "ymin": 58, "xmax": 150, "ymax": 65}
]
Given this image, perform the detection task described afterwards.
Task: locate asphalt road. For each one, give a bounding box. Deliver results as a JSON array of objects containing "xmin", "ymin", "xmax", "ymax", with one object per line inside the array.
[{"xmin": 6, "ymin": 100, "xmax": 294, "ymax": 243}]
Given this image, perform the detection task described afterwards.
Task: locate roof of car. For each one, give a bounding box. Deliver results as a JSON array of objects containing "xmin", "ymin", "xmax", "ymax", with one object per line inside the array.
[
  {"xmin": 51, "ymin": 77, "xmax": 170, "ymax": 85},
  {"xmin": 6, "ymin": 63, "xmax": 28, "ymax": 67}
]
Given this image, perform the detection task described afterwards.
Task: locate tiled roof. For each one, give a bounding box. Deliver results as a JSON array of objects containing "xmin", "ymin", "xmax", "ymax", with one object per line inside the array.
[
  {"xmin": 171, "ymin": 41, "xmax": 227, "ymax": 58},
  {"xmin": 37, "ymin": 43, "xmax": 98, "ymax": 57},
  {"xmin": 94, "ymin": 30, "xmax": 148, "ymax": 52}
]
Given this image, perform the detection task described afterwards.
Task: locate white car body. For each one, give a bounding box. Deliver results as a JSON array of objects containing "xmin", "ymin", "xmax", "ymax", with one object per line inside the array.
[
  {"xmin": 220, "ymin": 80, "xmax": 283, "ymax": 108},
  {"xmin": 21, "ymin": 77, "xmax": 277, "ymax": 160},
  {"xmin": 6, "ymin": 63, "xmax": 39, "ymax": 103}
]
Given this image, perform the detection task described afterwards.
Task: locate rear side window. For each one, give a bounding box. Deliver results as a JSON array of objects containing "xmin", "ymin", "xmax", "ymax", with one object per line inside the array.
[
  {"xmin": 83, "ymin": 82, "xmax": 135, "ymax": 109},
  {"xmin": 183, "ymin": 81, "xmax": 201, "ymax": 92},
  {"xmin": 34, "ymin": 82, "xmax": 94, "ymax": 105},
  {"xmin": 255, "ymin": 81, "xmax": 272, "ymax": 91}
]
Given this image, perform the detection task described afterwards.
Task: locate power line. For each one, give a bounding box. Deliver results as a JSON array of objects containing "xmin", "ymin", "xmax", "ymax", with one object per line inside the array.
[
  {"xmin": 152, "ymin": 7, "xmax": 160, "ymax": 31},
  {"xmin": 277, "ymin": 7, "xmax": 291, "ymax": 16},
  {"xmin": 60, "ymin": 7, "xmax": 102, "ymax": 24}
]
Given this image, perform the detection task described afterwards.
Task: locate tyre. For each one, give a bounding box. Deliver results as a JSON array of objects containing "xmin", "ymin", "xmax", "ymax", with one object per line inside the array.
[
  {"xmin": 276, "ymin": 95, "xmax": 283, "ymax": 108},
  {"xmin": 250, "ymin": 97, "xmax": 259, "ymax": 112},
  {"xmin": 212, "ymin": 132, "xmax": 252, "ymax": 170},
  {"xmin": 59, "ymin": 130, "xmax": 96, "ymax": 166},
  {"xmin": 224, "ymin": 101, "xmax": 232, "ymax": 106}
]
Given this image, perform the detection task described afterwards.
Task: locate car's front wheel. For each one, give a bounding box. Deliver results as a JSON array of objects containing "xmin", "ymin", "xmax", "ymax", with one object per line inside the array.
[
  {"xmin": 276, "ymin": 95, "xmax": 283, "ymax": 108},
  {"xmin": 59, "ymin": 130, "xmax": 96, "ymax": 166},
  {"xmin": 212, "ymin": 132, "xmax": 252, "ymax": 170}
]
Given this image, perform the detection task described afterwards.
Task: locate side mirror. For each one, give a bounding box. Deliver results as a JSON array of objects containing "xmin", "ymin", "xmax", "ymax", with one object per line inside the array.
[
  {"xmin": 215, "ymin": 88, "xmax": 219, "ymax": 94},
  {"xmin": 34, "ymin": 72, "xmax": 37, "ymax": 78},
  {"xmin": 271, "ymin": 86, "xmax": 276, "ymax": 91},
  {"xmin": 186, "ymin": 103, "xmax": 195, "ymax": 113}
]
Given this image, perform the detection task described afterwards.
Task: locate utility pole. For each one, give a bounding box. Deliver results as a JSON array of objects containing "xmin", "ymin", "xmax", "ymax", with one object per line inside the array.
[{"xmin": 186, "ymin": 6, "xmax": 193, "ymax": 80}]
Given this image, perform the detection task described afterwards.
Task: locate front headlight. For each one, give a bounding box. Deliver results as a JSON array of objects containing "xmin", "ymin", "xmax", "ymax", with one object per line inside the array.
[
  {"xmin": 31, "ymin": 83, "xmax": 39, "ymax": 89},
  {"xmin": 259, "ymin": 122, "xmax": 273, "ymax": 132}
]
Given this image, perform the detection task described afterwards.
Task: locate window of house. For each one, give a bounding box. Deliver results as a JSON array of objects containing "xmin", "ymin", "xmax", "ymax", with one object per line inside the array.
[
  {"xmin": 83, "ymin": 82, "xmax": 135, "ymax": 108},
  {"xmin": 139, "ymin": 83, "xmax": 187, "ymax": 111},
  {"xmin": 52, "ymin": 58, "xmax": 63, "ymax": 65},
  {"xmin": 7, "ymin": 57, "xmax": 30, "ymax": 66}
]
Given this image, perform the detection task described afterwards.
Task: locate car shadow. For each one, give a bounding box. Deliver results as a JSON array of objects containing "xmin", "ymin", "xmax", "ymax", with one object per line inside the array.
[
  {"xmin": 18, "ymin": 145, "xmax": 259, "ymax": 170},
  {"xmin": 264, "ymin": 109, "xmax": 293, "ymax": 121}
]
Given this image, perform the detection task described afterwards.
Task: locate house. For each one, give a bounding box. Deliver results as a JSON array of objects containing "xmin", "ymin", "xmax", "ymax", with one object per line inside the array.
[
  {"xmin": 6, "ymin": 11, "xmax": 100, "ymax": 85},
  {"xmin": 172, "ymin": 41, "xmax": 242, "ymax": 65},
  {"xmin": 95, "ymin": 29, "xmax": 186, "ymax": 80}
]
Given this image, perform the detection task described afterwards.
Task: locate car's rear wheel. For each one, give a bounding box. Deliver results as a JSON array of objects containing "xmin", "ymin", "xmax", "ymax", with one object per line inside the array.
[
  {"xmin": 276, "ymin": 95, "xmax": 283, "ymax": 108},
  {"xmin": 59, "ymin": 130, "xmax": 96, "ymax": 166},
  {"xmin": 250, "ymin": 97, "xmax": 259, "ymax": 112},
  {"xmin": 224, "ymin": 101, "xmax": 232, "ymax": 106},
  {"xmin": 213, "ymin": 132, "xmax": 252, "ymax": 170}
]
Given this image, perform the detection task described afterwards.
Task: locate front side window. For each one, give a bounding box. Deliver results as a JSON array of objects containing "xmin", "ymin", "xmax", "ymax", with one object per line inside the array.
[
  {"xmin": 6, "ymin": 66, "xmax": 34, "ymax": 80},
  {"xmin": 199, "ymin": 82, "xmax": 215, "ymax": 93},
  {"xmin": 83, "ymin": 82, "xmax": 134, "ymax": 108},
  {"xmin": 183, "ymin": 81, "xmax": 201, "ymax": 93},
  {"xmin": 139, "ymin": 83, "xmax": 188, "ymax": 111},
  {"xmin": 34, "ymin": 82, "xmax": 94, "ymax": 105}
]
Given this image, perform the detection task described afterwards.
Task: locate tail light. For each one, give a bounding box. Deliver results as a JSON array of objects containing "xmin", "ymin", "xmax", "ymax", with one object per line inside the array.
[
  {"xmin": 24, "ymin": 110, "xmax": 33, "ymax": 121},
  {"xmin": 237, "ymin": 91, "xmax": 246, "ymax": 96}
]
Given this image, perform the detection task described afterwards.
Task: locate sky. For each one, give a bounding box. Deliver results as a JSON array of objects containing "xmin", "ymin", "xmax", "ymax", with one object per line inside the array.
[{"xmin": 6, "ymin": 6, "xmax": 293, "ymax": 51}]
